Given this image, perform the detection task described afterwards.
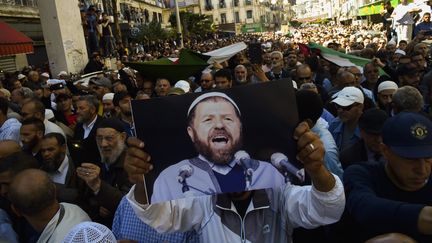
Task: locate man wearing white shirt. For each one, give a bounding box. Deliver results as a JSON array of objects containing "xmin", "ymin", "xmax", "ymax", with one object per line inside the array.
[{"xmin": 392, "ymin": 0, "xmax": 421, "ymax": 42}]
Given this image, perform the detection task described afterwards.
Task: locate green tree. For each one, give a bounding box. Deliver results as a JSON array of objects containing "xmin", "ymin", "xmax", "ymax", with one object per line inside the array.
[
  {"xmin": 135, "ymin": 20, "xmax": 173, "ymax": 43},
  {"xmin": 169, "ymin": 12, "xmax": 214, "ymax": 38}
]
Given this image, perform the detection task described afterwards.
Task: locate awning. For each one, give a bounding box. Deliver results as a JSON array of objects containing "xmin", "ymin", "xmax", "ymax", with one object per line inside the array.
[{"xmin": 0, "ymin": 21, "xmax": 34, "ymax": 57}]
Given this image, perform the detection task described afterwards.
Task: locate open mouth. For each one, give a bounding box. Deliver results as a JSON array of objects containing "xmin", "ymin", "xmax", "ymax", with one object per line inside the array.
[{"xmin": 212, "ymin": 136, "xmax": 228, "ymax": 144}]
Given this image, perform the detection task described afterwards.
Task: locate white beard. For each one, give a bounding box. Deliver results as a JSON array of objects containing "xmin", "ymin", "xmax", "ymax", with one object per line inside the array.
[{"xmin": 99, "ymin": 142, "xmax": 126, "ymax": 165}]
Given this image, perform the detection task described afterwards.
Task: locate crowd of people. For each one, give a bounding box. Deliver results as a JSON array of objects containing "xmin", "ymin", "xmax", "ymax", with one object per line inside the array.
[{"xmin": 2, "ymin": 6, "xmax": 432, "ymax": 242}]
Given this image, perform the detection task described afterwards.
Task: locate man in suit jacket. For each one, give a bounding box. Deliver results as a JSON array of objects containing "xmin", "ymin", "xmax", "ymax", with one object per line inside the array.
[
  {"xmin": 72, "ymin": 95, "xmax": 104, "ymax": 167},
  {"xmin": 340, "ymin": 108, "xmax": 388, "ymax": 169},
  {"xmin": 40, "ymin": 132, "xmax": 84, "ymax": 205}
]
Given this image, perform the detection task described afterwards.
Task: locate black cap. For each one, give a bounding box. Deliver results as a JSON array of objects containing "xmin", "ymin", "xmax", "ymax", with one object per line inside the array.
[
  {"xmin": 359, "ymin": 108, "xmax": 389, "ymax": 134},
  {"xmin": 50, "ymin": 83, "xmax": 65, "ymax": 91},
  {"xmin": 97, "ymin": 118, "xmax": 125, "ymax": 133}
]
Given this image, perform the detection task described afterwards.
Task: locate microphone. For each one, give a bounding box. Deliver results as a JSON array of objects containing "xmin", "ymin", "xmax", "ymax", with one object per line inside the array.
[
  {"xmin": 234, "ymin": 150, "xmax": 254, "ymax": 190},
  {"xmin": 271, "ymin": 152, "xmax": 305, "ymax": 182},
  {"xmin": 177, "ymin": 164, "xmax": 194, "ymax": 183}
]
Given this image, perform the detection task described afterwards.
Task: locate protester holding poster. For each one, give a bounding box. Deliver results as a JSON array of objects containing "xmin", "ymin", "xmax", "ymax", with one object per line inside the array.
[
  {"xmin": 151, "ymin": 92, "xmax": 285, "ymax": 203},
  {"xmin": 123, "ymin": 121, "xmax": 345, "ymax": 243}
]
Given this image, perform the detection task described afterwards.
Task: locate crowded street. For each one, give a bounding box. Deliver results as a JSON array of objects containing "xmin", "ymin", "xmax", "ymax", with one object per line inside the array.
[{"xmin": 1, "ymin": 0, "xmax": 432, "ymax": 242}]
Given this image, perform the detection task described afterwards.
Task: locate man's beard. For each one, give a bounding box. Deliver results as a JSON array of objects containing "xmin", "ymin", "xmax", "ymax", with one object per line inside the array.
[
  {"xmin": 99, "ymin": 141, "xmax": 126, "ymax": 165},
  {"xmin": 193, "ymin": 128, "xmax": 243, "ymax": 164},
  {"xmin": 41, "ymin": 154, "xmax": 64, "ymax": 173}
]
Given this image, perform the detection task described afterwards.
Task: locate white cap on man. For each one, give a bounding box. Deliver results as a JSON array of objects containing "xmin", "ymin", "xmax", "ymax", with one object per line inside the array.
[
  {"xmin": 18, "ymin": 74, "xmax": 26, "ymax": 80},
  {"xmin": 102, "ymin": 93, "xmax": 115, "ymax": 101},
  {"xmin": 41, "ymin": 72, "xmax": 50, "ymax": 78},
  {"xmin": 331, "ymin": 86, "xmax": 364, "ymax": 106},
  {"xmin": 175, "ymin": 80, "xmax": 190, "ymax": 93},
  {"xmin": 57, "ymin": 71, "xmax": 68, "ymax": 77},
  {"xmin": 378, "ymin": 81, "xmax": 398, "ymax": 93}
]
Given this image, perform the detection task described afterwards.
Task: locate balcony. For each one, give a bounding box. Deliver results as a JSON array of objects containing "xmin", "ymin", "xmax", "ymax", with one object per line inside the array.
[{"xmin": 0, "ymin": 0, "xmax": 37, "ymax": 7}]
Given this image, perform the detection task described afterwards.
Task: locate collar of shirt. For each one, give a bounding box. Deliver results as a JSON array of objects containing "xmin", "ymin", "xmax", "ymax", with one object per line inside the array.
[
  {"xmin": 49, "ymin": 156, "xmax": 69, "ymax": 184},
  {"xmin": 83, "ymin": 115, "xmax": 98, "ymax": 138},
  {"xmin": 198, "ymin": 154, "xmax": 237, "ymax": 175}
]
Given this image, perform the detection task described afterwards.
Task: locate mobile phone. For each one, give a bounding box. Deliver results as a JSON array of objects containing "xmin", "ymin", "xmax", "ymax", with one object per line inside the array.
[{"xmin": 248, "ymin": 43, "xmax": 263, "ymax": 64}]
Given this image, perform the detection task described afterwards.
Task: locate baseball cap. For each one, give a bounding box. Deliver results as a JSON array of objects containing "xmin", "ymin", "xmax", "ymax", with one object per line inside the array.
[
  {"xmin": 41, "ymin": 72, "xmax": 50, "ymax": 78},
  {"xmin": 378, "ymin": 81, "xmax": 398, "ymax": 93},
  {"xmin": 187, "ymin": 92, "xmax": 241, "ymax": 117},
  {"xmin": 63, "ymin": 222, "xmax": 117, "ymax": 243},
  {"xmin": 331, "ymin": 87, "xmax": 364, "ymax": 106},
  {"xmin": 174, "ymin": 80, "xmax": 190, "ymax": 93},
  {"xmin": 382, "ymin": 112, "xmax": 432, "ymax": 159},
  {"xmin": 50, "ymin": 83, "xmax": 65, "ymax": 91},
  {"xmin": 359, "ymin": 108, "xmax": 389, "ymax": 134},
  {"xmin": 57, "ymin": 71, "xmax": 68, "ymax": 77},
  {"xmin": 18, "ymin": 74, "xmax": 26, "ymax": 80},
  {"xmin": 102, "ymin": 93, "xmax": 114, "ymax": 101},
  {"xmin": 89, "ymin": 77, "xmax": 112, "ymax": 88}
]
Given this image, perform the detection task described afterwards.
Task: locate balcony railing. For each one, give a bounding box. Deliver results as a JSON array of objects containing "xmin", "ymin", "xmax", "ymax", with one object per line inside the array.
[{"xmin": 0, "ymin": 0, "xmax": 37, "ymax": 7}]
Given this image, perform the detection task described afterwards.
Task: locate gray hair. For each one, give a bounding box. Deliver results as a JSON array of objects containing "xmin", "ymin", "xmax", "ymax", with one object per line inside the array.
[
  {"xmin": 78, "ymin": 95, "xmax": 99, "ymax": 110},
  {"xmin": 392, "ymin": 86, "xmax": 424, "ymax": 113}
]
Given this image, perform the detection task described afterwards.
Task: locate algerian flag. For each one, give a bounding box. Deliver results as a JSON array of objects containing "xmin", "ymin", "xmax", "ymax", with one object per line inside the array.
[
  {"xmin": 125, "ymin": 49, "xmax": 210, "ymax": 83},
  {"xmin": 307, "ymin": 43, "xmax": 386, "ymax": 75},
  {"xmin": 204, "ymin": 42, "xmax": 247, "ymax": 64}
]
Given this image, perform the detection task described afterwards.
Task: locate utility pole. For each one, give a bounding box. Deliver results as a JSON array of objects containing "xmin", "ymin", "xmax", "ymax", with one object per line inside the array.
[{"xmin": 174, "ymin": 0, "xmax": 184, "ymax": 48}]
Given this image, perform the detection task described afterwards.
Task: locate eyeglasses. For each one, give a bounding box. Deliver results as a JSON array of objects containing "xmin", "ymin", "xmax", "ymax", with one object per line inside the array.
[{"xmin": 335, "ymin": 103, "xmax": 357, "ymax": 111}]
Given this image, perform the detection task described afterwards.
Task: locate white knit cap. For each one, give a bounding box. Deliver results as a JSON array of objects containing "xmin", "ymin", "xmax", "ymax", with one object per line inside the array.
[
  {"xmin": 378, "ymin": 81, "xmax": 398, "ymax": 93},
  {"xmin": 102, "ymin": 93, "xmax": 114, "ymax": 101},
  {"xmin": 63, "ymin": 222, "xmax": 117, "ymax": 243}
]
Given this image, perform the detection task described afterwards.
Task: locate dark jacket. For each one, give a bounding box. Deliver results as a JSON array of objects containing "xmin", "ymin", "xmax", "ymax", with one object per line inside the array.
[
  {"xmin": 71, "ymin": 115, "xmax": 104, "ymax": 167},
  {"xmin": 339, "ymin": 139, "xmax": 368, "ymax": 169}
]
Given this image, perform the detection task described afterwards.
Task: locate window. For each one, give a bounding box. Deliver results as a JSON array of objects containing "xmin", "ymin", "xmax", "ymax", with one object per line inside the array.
[
  {"xmin": 235, "ymin": 12, "xmax": 240, "ymax": 23},
  {"xmin": 158, "ymin": 13, "xmax": 162, "ymax": 23},
  {"xmin": 219, "ymin": 0, "xmax": 226, "ymax": 8},
  {"xmin": 153, "ymin": 12, "xmax": 158, "ymax": 22},
  {"xmin": 221, "ymin": 13, "xmax": 227, "ymax": 24},
  {"xmin": 234, "ymin": 0, "xmax": 239, "ymax": 7},
  {"xmin": 245, "ymin": 0, "xmax": 252, "ymax": 5},
  {"xmin": 246, "ymin": 10, "xmax": 252, "ymax": 19}
]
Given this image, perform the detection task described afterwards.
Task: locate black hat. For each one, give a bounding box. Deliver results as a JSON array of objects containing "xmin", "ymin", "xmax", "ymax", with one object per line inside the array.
[
  {"xmin": 97, "ymin": 118, "xmax": 126, "ymax": 133},
  {"xmin": 359, "ymin": 108, "xmax": 389, "ymax": 134}
]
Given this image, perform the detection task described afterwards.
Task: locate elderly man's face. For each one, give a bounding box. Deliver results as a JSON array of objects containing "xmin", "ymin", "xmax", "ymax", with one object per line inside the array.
[
  {"xmin": 155, "ymin": 79, "xmax": 171, "ymax": 97},
  {"xmin": 187, "ymin": 99, "xmax": 242, "ymax": 164},
  {"xmin": 382, "ymin": 145, "xmax": 432, "ymax": 191},
  {"xmin": 200, "ymin": 73, "xmax": 214, "ymax": 90},
  {"xmin": 271, "ymin": 53, "xmax": 283, "ymax": 68},
  {"xmin": 96, "ymin": 128, "xmax": 126, "ymax": 164},
  {"xmin": 235, "ymin": 67, "xmax": 247, "ymax": 83},
  {"xmin": 76, "ymin": 100, "xmax": 96, "ymax": 124},
  {"xmin": 336, "ymin": 103, "xmax": 363, "ymax": 123}
]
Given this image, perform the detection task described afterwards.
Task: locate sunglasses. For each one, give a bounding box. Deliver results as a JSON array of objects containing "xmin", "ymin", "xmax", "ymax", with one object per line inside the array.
[{"xmin": 335, "ymin": 103, "xmax": 357, "ymax": 111}]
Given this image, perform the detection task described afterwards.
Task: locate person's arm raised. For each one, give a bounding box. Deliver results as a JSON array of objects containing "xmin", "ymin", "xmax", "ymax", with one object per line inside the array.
[
  {"xmin": 124, "ymin": 137, "xmax": 153, "ymax": 204},
  {"xmin": 294, "ymin": 121, "xmax": 335, "ymax": 192}
]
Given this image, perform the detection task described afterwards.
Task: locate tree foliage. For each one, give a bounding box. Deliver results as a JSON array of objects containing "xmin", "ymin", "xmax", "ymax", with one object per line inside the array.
[
  {"xmin": 169, "ymin": 12, "xmax": 215, "ymax": 38},
  {"xmin": 134, "ymin": 21, "xmax": 173, "ymax": 43}
]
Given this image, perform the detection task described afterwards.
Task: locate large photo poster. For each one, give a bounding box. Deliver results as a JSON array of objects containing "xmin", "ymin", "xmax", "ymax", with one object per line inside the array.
[{"xmin": 131, "ymin": 80, "xmax": 299, "ymax": 203}]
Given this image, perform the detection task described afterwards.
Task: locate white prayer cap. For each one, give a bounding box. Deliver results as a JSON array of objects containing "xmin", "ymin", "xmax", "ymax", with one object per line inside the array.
[
  {"xmin": 17, "ymin": 74, "xmax": 26, "ymax": 80},
  {"xmin": 63, "ymin": 222, "xmax": 117, "ymax": 243},
  {"xmin": 41, "ymin": 72, "xmax": 50, "ymax": 78},
  {"xmin": 378, "ymin": 81, "xmax": 398, "ymax": 93},
  {"xmin": 394, "ymin": 49, "xmax": 406, "ymax": 56},
  {"xmin": 57, "ymin": 71, "xmax": 68, "ymax": 77},
  {"xmin": 45, "ymin": 109, "xmax": 54, "ymax": 120},
  {"xmin": 102, "ymin": 93, "xmax": 114, "ymax": 101}
]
